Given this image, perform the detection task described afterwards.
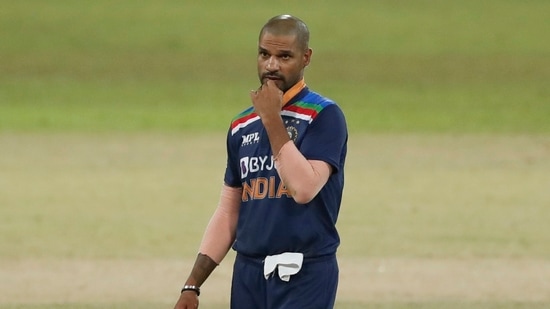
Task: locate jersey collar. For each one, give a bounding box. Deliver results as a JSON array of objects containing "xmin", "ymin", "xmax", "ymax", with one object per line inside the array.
[{"xmin": 282, "ymin": 78, "xmax": 306, "ymax": 106}]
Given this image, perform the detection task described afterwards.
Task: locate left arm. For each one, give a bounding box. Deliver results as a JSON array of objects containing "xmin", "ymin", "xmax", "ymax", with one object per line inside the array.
[
  {"xmin": 274, "ymin": 141, "xmax": 332, "ymax": 204},
  {"xmin": 250, "ymin": 81, "xmax": 331, "ymax": 204}
]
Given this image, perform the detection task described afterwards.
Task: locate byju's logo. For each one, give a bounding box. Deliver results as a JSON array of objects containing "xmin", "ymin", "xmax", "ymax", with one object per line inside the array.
[
  {"xmin": 241, "ymin": 132, "xmax": 260, "ymax": 146},
  {"xmin": 240, "ymin": 156, "xmax": 275, "ymax": 178}
]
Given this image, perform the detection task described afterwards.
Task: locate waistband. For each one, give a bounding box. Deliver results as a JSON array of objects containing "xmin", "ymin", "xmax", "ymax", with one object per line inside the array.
[{"xmin": 236, "ymin": 252, "xmax": 336, "ymax": 266}]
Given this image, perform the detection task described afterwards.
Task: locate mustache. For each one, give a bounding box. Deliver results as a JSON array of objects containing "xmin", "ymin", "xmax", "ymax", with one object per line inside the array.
[{"xmin": 261, "ymin": 73, "xmax": 284, "ymax": 80}]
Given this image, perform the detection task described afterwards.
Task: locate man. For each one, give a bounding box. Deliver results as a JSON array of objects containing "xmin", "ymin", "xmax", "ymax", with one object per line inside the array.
[{"xmin": 174, "ymin": 14, "xmax": 347, "ymax": 309}]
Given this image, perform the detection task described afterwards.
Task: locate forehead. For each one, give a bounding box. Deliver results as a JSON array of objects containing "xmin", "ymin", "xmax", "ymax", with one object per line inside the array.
[{"xmin": 259, "ymin": 32, "xmax": 300, "ymax": 52}]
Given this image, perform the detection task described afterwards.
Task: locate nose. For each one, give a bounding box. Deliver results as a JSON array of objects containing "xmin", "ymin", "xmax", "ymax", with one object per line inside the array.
[{"xmin": 265, "ymin": 56, "xmax": 279, "ymax": 72}]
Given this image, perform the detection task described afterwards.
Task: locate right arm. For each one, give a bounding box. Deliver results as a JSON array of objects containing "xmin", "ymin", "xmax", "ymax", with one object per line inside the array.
[{"xmin": 173, "ymin": 184, "xmax": 242, "ymax": 309}]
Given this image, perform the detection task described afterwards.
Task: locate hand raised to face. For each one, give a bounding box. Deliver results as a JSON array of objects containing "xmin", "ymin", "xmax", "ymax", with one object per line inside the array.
[{"xmin": 250, "ymin": 80, "xmax": 284, "ymax": 120}]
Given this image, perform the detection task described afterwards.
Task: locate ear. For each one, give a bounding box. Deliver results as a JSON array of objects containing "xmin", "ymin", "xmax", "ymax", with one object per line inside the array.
[{"xmin": 303, "ymin": 48, "xmax": 312, "ymax": 67}]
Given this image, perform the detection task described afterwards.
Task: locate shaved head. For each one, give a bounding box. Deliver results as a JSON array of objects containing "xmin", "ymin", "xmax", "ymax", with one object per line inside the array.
[{"xmin": 259, "ymin": 15, "xmax": 310, "ymax": 51}]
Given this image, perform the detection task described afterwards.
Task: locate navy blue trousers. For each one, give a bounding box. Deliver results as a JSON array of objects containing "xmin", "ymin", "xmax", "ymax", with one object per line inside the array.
[{"xmin": 230, "ymin": 253, "xmax": 339, "ymax": 309}]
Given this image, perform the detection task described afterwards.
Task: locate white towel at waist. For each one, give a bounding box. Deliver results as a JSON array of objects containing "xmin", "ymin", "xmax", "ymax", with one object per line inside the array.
[{"xmin": 263, "ymin": 252, "xmax": 304, "ymax": 282}]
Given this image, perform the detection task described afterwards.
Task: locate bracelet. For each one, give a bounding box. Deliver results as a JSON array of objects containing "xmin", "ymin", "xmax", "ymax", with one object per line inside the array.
[{"xmin": 181, "ymin": 285, "xmax": 201, "ymax": 296}]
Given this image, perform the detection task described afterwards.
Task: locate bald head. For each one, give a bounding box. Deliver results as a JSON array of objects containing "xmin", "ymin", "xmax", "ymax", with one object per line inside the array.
[{"xmin": 259, "ymin": 15, "xmax": 310, "ymax": 51}]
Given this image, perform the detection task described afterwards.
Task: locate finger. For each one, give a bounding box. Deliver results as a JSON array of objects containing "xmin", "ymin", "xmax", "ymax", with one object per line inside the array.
[
  {"xmin": 265, "ymin": 80, "xmax": 282, "ymax": 94},
  {"xmin": 264, "ymin": 79, "xmax": 275, "ymax": 88}
]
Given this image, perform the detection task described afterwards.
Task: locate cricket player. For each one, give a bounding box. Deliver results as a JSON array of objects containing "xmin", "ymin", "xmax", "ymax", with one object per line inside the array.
[{"xmin": 174, "ymin": 14, "xmax": 348, "ymax": 309}]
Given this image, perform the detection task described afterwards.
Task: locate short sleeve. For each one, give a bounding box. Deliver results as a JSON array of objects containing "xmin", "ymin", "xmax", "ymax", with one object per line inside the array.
[
  {"xmin": 223, "ymin": 128, "xmax": 242, "ymax": 187},
  {"xmin": 299, "ymin": 104, "xmax": 348, "ymax": 173}
]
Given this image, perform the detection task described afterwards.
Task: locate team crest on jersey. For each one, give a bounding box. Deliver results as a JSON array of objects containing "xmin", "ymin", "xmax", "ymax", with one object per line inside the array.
[{"xmin": 285, "ymin": 119, "xmax": 299, "ymax": 142}]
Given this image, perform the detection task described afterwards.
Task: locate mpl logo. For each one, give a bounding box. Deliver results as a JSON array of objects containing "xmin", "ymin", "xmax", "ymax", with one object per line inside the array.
[{"xmin": 241, "ymin": 132, "xmax": 260, "ymax": 146}]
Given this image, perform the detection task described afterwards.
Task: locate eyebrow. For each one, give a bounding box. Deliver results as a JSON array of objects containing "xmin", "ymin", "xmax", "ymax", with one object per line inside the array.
[{"xmin": 258, "ymin": 46, "xmax": 294, "ymax": 56}]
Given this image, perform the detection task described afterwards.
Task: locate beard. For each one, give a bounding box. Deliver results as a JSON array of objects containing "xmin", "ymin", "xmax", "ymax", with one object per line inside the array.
[{"xmin": 259, "ymin": 73, "xmax": 290, "ymax": 92}]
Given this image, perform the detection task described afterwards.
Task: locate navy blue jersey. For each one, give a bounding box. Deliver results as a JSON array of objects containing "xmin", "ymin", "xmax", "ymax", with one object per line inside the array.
[{"xmin": 224, "ymin": 86, "xmax": 347, "ymax": 258}]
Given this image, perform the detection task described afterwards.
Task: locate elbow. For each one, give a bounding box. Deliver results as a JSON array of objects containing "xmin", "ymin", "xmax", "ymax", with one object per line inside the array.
[
  {"xmin": 291, "ymin": 189, "xmax": 317, "ymax": 205},
  {"xmin": 286, "ymin": 179, "xmax": 324, "ymax": 205}
]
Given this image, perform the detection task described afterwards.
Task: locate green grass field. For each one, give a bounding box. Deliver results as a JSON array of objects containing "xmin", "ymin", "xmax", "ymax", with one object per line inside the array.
[{"xmin": 1, "ymin": 0, "xmax": 549, "ymax": 308}]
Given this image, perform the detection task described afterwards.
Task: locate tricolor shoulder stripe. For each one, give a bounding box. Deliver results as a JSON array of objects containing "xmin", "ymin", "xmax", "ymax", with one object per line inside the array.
[
  {"xmin": 230, "ymin": 108, "xmax": 259, "ymax": 135},
  {"xmin": 229, "ymin": 94, "xmax": 333, "ymax": 135},
  {"xmin": 281, "ymin": 100, "xmax": 332, "ymax": 123}
]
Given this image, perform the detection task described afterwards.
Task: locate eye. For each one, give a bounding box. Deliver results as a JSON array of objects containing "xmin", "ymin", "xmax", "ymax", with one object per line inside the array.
[
  {"xmin": 280, "ymin": 54, "xmax": 291, "ymax": 60},
  {"xmin": 259, "ymin": 51, "xmax": 269, "ymax": 58}
]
